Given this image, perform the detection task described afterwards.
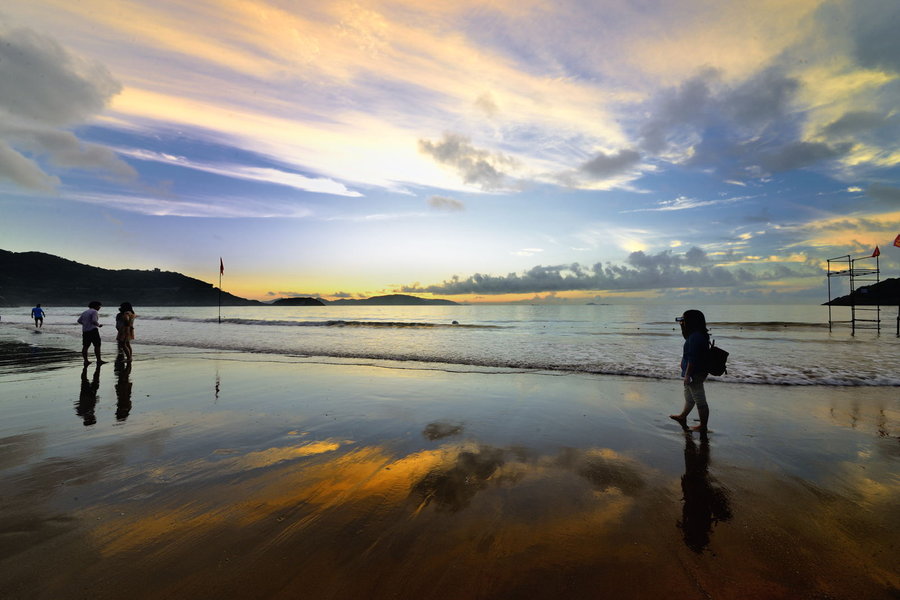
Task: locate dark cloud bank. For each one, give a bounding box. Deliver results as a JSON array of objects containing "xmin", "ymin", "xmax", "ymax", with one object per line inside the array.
[
  {"xmin": 635, "ymin": 67, "xmax": 860, "ymax": 181},
  {"xmin": 0, "ymin": 27, "xmax": 135, "ymax": 191},
  {"xmin": 402, "ymin": 247, "xmax": 820, "ymax": 296}
]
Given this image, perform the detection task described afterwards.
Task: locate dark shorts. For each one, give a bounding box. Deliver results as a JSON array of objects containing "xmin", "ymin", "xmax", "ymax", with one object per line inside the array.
[{"xmin": 82, "ymin": 328, "xmax": 101, "ymax": 347}]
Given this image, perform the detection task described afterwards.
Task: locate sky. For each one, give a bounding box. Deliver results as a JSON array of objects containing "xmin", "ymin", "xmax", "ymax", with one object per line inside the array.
[{"xmin": 1, "ymin": 0, "xmax": 898, "ymax": 304}]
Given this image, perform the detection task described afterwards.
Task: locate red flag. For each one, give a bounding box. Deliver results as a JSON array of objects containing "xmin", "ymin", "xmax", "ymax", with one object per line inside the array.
[
  {"xmin": 219, "ymin": 257, "xmax": 224, "ymax": 275},
  {"xmin": 894, "ymin": 234, "xmax": 900, "ymax": 248},
  {"xmin": 872, "ymin": 246, "xmax": 880, "ymax": 257}
]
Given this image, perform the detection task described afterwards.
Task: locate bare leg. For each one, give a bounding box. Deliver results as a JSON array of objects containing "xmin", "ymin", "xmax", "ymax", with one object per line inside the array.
[
  {"xmin": 95, "ymin": 343, "xmax": 106, "ymax": 365},
  {"xmin": 670, "ymin": 386, "xmax": 695, "ymax": 428}
]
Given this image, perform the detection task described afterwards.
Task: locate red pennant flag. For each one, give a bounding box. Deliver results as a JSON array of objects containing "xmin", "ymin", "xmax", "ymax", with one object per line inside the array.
[
  {"xmin": 220, "ymin": 257, "xmax": 224, "ymax": 275},
  {"xmin": 894, "ymin": 234, "xmax": 900, "ymax": 248},
  {"xmin": 872, "ymin": 246, "xmax": 880, "ymax": 257}
]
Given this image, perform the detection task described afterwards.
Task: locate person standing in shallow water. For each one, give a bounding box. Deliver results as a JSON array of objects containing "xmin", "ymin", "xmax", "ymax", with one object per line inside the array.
[
  {"xmin": 115, "ymin": 302, "xmax": 136, "ymax": 363},
  {"xmin": 31, "ymin": 304, "xmax": 45, "ymax": 328},
  {"xmin": 670, "ymin": 309, "xmax": 711, "ymax": 432},
  {"xmin": 77, "ymin": 301, "xmax": 106, "ymax": 366}
]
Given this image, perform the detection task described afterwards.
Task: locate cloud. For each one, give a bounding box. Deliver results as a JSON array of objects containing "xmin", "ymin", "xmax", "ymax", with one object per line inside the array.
[
  {"xmin": 401, "ymin": 247, "xmax": 820, "ymax": 295},
  {"xmin": 624, "ymin": 195, "xmax": 724, "ymax": 213},
  {"xmin": 638, "ymin": 68, "xmax": 718, "ymax": 155},
  {"xmin": 0, "ymin": 27, "xmax": 134, "ymax": 190},
  {"xmin": 64, "ymin": 191, "xmax": 314, "ymax": 218},
  {"xmin": 116, "ymin": 148, "xmax": 361, "ymax": 197},
  {"xmin": 8, "ymin": 128, "xmax": 137, "ymax": 179},
  {"xmin": 847, "ymin": 0, "xmax": 900, "ymax": 74},
  {"xmin": 0, "ymin": 27, "xmax": 120, "ymax": 126},
  {"xmin": 634, "ymin": 64, "xmax": 863, "ymax": 180},
  {"xmin": 474, "ymin": 93, "xmax": 499, "ymax": 117},
  {"xmin": 0, "ymin": 142, "xmax": 60, "ymax": 191},
  {"xmin": 757, "ymin": 141, "xmax": 854, "ymax": 173},
  {"xmin": 725, "ymin": 68, "xmax": 800, "ymax": 127},
  {"xmin": 418, "ymin": 133, "xmax": 517, "ymax": 191},
  {"xmin": 867, "ymin": 184, "xmax": 900, "ymax": 203},
  {"xmin": 321, "ymin": 211, "xmax": 429, "ymax": 222},
  {"xmin": 623, "ymin": 193, "xmax": 761, "ymax": 213},
  {"xmin": 580, "ymin": 149, "xmax": 641, "ymax": 179},
  {"xmin": 823, "ymin": 111, "xmax": 889, "ymax": 138},
  {"xmin": 427, "ymin": 195, "xmax": 465, "ymax": 211}
]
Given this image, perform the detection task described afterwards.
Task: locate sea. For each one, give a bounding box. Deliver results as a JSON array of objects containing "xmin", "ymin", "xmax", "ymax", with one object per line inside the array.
[{"xmin": 2, "ymin": 304, "xmax": 899, "ymax": 386}]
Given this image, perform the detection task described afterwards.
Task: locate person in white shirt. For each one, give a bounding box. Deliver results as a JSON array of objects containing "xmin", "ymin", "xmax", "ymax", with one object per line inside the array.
[{"xmin": 77, "ymin": 301, "xmax": 106, "ymax": 365}]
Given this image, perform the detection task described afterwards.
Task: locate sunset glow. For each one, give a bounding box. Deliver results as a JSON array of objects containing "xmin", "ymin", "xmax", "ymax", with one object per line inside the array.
[{"xmin": 1, "ymin": 0, "xmax": 898, "ymax": 302}]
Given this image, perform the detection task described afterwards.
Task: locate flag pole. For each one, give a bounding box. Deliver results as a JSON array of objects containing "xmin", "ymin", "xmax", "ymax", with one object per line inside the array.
[{"xmin": 218, "ymin": 257, "xmax": 223, "ymax": 324}]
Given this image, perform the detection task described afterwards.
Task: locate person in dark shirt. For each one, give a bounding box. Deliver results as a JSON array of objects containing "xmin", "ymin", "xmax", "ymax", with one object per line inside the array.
[{"xmin": 669, "ymin": 309, "xmax": 711, "ymax": 432}]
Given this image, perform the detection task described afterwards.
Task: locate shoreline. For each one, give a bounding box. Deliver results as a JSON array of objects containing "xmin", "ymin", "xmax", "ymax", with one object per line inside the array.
[
  {"xmin": 2, "ymin": 323, "xmax": 899, "ymax": 387},
  {"xmin": 1, "ymin": 342, "xmax": 898, "ymax": 599}
]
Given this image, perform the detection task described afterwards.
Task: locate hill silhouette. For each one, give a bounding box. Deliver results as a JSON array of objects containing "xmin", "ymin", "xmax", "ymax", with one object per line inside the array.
[
  {"xmin": 0, "ymin": 250, "xmax": 260, "ymax": 306},
  {"xmin": 825, "ymin": 277, "xmax": 900, "ymax": 306}
]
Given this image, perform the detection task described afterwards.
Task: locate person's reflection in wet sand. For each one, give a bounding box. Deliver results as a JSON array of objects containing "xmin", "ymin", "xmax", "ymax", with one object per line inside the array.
[
  {"xmin": 76, "ymin": 365, "xmax": 101, "ymax": 426},
  {"xmin": 114, "ymin": 361, "xmax": 133, "ymax": 422},
  {"xmin": 678, "ymin": 433, "xmax": 732, "ymax": 553}
]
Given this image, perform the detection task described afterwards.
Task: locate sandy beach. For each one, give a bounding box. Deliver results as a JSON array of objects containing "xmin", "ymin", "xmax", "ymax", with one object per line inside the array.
[{"xmin": 0, "ymin": 339, "xmax": 898, "ymax": 599}]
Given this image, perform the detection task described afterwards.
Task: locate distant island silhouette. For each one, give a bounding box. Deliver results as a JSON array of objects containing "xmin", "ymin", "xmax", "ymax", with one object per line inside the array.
[
  {"xmin": 825, "ymin": 278, "xmax": 900, "ymax": 306},
  {"xmin": 270, "ymin": 297, "xmax": 326, "ymax": 306},
  {"xmin": 1, "ymin": 249, "xmax": 460, "ymax": 307},
  {"xmin": 271, "ymin": 294, "xmax": 458, "ymax": 306},
  {"xmin": 327, "ymin": 294, "xmax": 458, "ymax": 306}
]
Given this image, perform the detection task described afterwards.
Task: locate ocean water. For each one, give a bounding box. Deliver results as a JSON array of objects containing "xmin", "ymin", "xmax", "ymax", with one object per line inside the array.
[{"xmin": 2, "ymin": 304, "xmax": 899, "ymax": 386}]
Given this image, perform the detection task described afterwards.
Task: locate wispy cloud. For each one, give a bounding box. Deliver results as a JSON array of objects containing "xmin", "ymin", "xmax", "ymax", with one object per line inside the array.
[
  {"xmin": 116, "ymin": 148, "xmax": 362, "ymax": 197},
  {"xmin": 320, "ymin": 211, "xmax": 430, "ymax": 222},
  {"xmin": 3, "ymin": 0, "xmax": 898, "ymax": 302},
  {"xmin": 64, "ymin": 191, "xmax": 313, "ymax": 218},
  {"xmin": 6, "ymin": 0, "xmax": 898, "ymax": 195},
  {"xmin": 512, "ymin": 248, "xmax": 544, "ymax": 257},
  {"xmin": 623, "ymin": 194, "xmax": 759, "ymax": 213}
]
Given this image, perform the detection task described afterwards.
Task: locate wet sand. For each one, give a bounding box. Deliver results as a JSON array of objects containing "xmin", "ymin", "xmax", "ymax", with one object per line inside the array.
[{"xmin": 0, "ymin": 342, "xmax": 898, "ymax": 599}]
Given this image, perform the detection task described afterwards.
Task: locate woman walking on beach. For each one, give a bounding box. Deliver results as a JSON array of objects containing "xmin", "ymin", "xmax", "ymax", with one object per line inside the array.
[
  {"xmin": 670, "ymin": 309, "xmax": 710, "ymax": 432},
  {"xmin": 116, "ymin": 302, "xmax": 136, "ymax": 363}
]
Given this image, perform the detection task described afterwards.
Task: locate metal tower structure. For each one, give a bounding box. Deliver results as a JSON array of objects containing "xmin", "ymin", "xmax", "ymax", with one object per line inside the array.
[{"xmin": 826, "ymin": 253, "xmax": 881, "ymax": 334}]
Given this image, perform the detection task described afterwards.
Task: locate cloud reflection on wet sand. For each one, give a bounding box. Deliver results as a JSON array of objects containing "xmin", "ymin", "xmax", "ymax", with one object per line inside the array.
[{"xmin": 0, "ymin": 354, "xmax": 897, "ymax": 599}]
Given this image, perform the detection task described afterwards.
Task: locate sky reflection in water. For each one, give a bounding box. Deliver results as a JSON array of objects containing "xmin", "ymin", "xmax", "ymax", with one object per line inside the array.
[{"xmin": 0, "ymin": 351, "xmax": 897, "ymax": 599}]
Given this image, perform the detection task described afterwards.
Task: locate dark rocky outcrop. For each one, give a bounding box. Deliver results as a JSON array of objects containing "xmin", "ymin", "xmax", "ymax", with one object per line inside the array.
[{"xmin": 825, "ymin": 278, "xmax": 900, "ymax": 306}]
